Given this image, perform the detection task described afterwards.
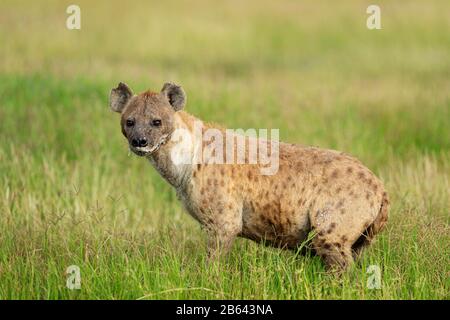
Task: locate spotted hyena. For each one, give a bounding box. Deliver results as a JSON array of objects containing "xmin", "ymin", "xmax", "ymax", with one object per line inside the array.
[{"xmin": 109, "ymin": 82, "xmax": 389, "ymax": 272}]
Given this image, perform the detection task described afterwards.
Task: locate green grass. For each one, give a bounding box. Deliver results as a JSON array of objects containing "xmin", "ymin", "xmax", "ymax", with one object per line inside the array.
[{"xmin": 0, "ymin": 0, "xmax": 449, "ymax": 299}]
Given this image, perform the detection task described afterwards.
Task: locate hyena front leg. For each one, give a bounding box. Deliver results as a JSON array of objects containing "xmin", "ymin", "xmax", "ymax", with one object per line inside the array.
[{"xmin": 204, "ymin": 210, "xmax": 242, "ymax": 261}]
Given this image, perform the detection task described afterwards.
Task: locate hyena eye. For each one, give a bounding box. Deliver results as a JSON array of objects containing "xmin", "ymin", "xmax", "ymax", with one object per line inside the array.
[
  {"xmin": 126, "ymin": 119, "xmax": 135, "ymax": 127},
  {"xmin": 152, "ymin": 119, "xmax": 162, "ymax": 127}
]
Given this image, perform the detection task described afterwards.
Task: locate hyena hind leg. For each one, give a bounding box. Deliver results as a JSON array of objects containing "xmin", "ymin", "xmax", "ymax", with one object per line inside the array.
[
  {"xmin": 313, "ymin": 238, "xmax": 354, "ymax": 273},
  {"xmin": 352, "ymin": 193, "xmax": 390, "ymax": 260}
]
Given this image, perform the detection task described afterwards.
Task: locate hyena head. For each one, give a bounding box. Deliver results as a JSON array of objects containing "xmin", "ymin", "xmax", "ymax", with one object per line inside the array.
[{"xmin": 109, "ymin": 82, "xmax": 186, "ymax": 156}]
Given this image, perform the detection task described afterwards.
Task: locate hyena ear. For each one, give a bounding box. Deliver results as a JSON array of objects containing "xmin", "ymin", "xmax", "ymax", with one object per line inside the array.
[
  {"xmin": 161, "ymin": 82, "xmax": 186, "ymax": 111},
  {"xmin": 109, "ymin": 82, "xmax": 133, "ymax": 113}
]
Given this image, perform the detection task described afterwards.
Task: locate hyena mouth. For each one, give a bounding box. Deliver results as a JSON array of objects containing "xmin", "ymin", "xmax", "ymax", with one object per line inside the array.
[
  {"xmin": 130, "ymin": 145, "xmax": 157, "ymax": 156},
  {"xmin": 130, "ymin": 134, "xmax": 171, "ymax": 157}
]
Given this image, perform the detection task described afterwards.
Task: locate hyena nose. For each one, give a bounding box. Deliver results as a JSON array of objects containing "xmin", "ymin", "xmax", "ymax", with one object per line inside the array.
[
  {"xmin": 138, "ymin": 138, "xmax": 148, "ymax": 147},
  {"xmin": 131, "ymin": 137, "xmax": 147, "ymax": 148}
]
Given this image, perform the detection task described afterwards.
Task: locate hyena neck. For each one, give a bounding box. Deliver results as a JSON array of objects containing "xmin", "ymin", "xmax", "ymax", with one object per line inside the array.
[{"xmin": 147, "ymin": 111, "xmax": 201, "ymax": 189}]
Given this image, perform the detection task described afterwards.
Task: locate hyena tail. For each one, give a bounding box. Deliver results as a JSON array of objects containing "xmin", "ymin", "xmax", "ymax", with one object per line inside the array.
[{"xmin": 352, "ymin": 192, "xmax": 390, "ymax": 257}]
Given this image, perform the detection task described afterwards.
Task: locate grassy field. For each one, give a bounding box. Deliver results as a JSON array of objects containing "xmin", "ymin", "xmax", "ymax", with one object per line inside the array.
[{"xmin": 0, "ymin": 0, "xmax": 449, "ymax": 299}]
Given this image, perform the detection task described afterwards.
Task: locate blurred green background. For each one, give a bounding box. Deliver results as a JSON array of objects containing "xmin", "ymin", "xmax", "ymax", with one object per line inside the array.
[{"xmin": 0, "ymin": 0, "xmax": 448, "ymax": 299}]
